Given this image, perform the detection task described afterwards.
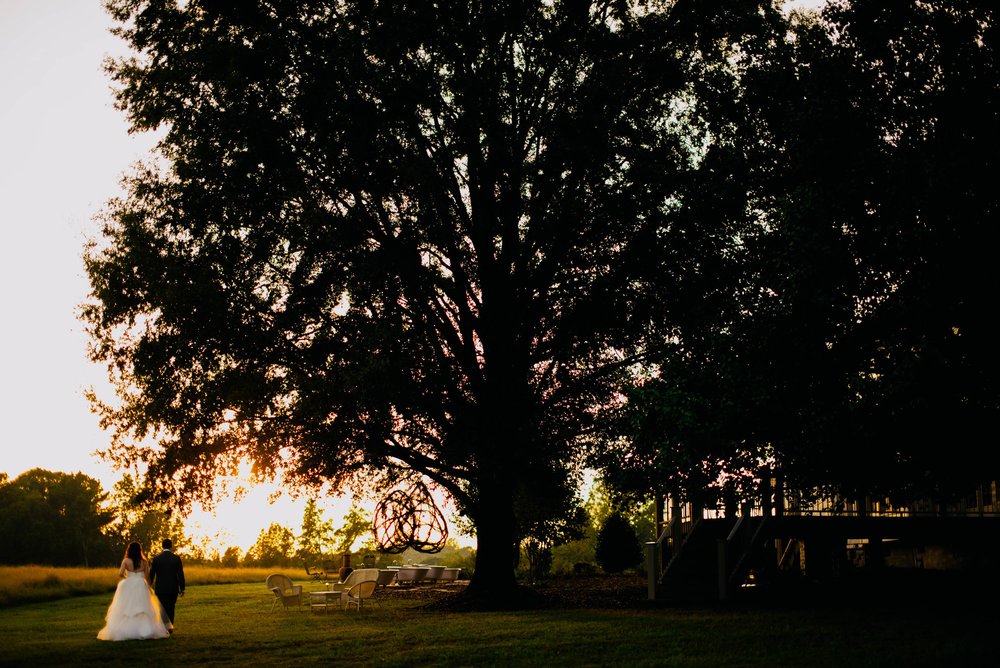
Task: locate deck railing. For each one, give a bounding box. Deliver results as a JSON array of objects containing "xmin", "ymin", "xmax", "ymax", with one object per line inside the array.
[{"xmin": 660, "ymin": 480, "xmax": 1000, "ymax": 524}]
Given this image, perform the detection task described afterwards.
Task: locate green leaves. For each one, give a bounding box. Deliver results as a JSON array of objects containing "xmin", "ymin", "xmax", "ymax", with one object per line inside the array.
[{"xmin": 0, "ymin": 470, "xmax": 115, "ymax": 567}]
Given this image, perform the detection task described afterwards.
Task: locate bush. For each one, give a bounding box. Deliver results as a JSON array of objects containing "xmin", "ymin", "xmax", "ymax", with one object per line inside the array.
[
  {"xmin": 594, "ymin": 513, "xmax": 642, "ymax": 574},
  {"xmin": 551, "ymin": 535, "xmax": 596, "ymax": 576},
  {"xmin": 520, "ymin": 541, "xmax": 552, "ymax": 583}
]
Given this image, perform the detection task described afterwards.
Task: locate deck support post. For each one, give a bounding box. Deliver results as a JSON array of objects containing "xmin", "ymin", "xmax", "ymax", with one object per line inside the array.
[
  {"xmin": 670, "ymin": 494, "xmax": 683, "ymax": 551},
  {"xmin": 646, "ymin": 542, "xmax": 659, "ymax": 600},
  {"xmin": 717, "ymin": 538, "xmax": 728, "ymax": 601},
  {"xmin": 654, "ymin": 494, "xmax": 665, "ymax": 542}
]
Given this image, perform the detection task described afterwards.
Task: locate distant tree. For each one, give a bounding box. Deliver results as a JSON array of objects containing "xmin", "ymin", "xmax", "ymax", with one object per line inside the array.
[
  {"xmin": 582, "ymin": 477, "xmax": 654, "ymax": 540},
  {"xmin": 245, "ymin": 523, "xmax": 296, "ymax": 567},
  {"xmin": 0, "ymin": 469, "xmax": 114, "ymax": 566},
  {"xmin": 521, "ymin": 540, "xmax": 553, "ymax": 583},
  {"xmin": 518, "ymin": 503, "xmax": 587, "ymax": 583},
  {"xmin": 180, "ymin": 534, "xmax": 210, "ymax": 563},
  {"xmin": 106, "ymin": 474, "xmax": 186, "ymax": 555},
  {"xmin": 544, "ymin": 479, "xmax": 651, "ymax": 575},
  {"xmin": 87, "ymin": 0, "xmax": 790, "ymax": 601},
  {"xmin": 594, "ymin": 513, "xmax": 642, "ymax": 574},
  {"xmin": 297, "ymin": 499, "xmax": 333, "ymax": 562},
  {"xmin": 220, "ymin": 545, "xmax": 241, "ymax": 568},
  {"xmin": 331, "ymin": 504, "xmax": 373, "ymax": 554}
]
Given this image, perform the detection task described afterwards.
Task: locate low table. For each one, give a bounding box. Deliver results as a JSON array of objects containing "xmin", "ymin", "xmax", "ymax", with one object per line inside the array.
[{"xmin": 309, "ymin": 590, "xmax": 340, "ymax": 612}]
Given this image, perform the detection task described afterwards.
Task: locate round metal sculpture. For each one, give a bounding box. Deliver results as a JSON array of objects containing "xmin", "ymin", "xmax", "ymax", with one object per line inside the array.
[{"xmin": 372, "ymin": 481, "xmax": 448, "ymax": 554}]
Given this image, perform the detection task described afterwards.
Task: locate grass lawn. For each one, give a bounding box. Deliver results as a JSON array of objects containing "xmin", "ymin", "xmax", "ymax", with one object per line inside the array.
[{"xmin": 0, "ymin": 576, "xmax": 995, "ymax": 667}]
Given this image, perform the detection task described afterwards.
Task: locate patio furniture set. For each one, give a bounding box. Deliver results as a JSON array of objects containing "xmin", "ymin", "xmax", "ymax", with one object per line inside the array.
[{"xmin": 268, "ymin": 565, "xmax": 463, "ymax": 612}]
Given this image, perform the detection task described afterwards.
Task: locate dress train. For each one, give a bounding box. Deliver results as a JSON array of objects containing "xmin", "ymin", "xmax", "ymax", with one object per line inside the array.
[{"xmin": 97, "ymin": 571, "xmax": 172, "ymax": 641}]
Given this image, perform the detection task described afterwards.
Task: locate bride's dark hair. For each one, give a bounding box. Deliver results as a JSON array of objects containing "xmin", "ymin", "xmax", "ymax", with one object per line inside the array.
[{"xmin": 125, "ymin": 542, "xmax": 144, "ymax": 569}]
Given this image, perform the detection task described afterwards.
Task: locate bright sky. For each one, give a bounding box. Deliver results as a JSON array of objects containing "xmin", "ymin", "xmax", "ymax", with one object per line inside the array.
[
  {"xmin": 0, "ymin": 0, "xmax": 362, "ymax": 551},
  {"xmin": 0, "ymin": 2, "xmax": 143, "ymax": 481}
]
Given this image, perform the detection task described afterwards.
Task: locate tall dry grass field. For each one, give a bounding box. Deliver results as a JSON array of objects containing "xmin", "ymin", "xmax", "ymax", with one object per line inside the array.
[{"xmin": 0, "ymin": 565, "xmax": 284, "ymax": 607}]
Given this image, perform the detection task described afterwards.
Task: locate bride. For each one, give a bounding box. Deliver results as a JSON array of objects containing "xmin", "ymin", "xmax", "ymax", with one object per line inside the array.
[{"xmin": 97, "ymin": 541, "xmax": 172, "ymax": 641}]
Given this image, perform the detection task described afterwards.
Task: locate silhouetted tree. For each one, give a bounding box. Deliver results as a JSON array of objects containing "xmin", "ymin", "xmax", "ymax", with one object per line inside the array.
[
  {"xmin": 594, "ymin": 512, "xmax": 641, "ymax": 574},
  {"xmin": 86, "ymin": 0, "xmax": 793, "ymax": 599},
  {"xmin": 601, "ymin": 0, "xmax": 1000, "ymax": 506},
  {"xmin": 221, "ymin": 545, "xmax": 241, "ymax": 567},
  {"xmin": 0, "ymin": 469, "xmax": 114, "ymax": 566},
  {"xmin": 518, "ymin": 502, "xmax": 587, "ymax": 582},
  {"xmin": 106, "ymin": 473, "xmax": 187, "ymax": 555},
  {"xmin": 297, "ymin": 498, "xmax": 333, "ymax": 562},
  {"xmin": 331, "ymin": 504, "xmax": 373, "ymax": 554},
  {"xmin": 245, "ymin": 522, "xmax": 296, "ymax": 567}
]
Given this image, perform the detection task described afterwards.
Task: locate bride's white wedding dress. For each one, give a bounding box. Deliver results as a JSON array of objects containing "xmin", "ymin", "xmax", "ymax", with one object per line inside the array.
[{"xmin": 97, "ymin": 570, "xmax": 173, "ymax": 641}]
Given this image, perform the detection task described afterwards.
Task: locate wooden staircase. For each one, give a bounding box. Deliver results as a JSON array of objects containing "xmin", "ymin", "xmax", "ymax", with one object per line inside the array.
[
  {"xmin": 657, "ymin": 518, "xmax": 732, "ymax": 601},
  {"xmin": 648, "ymin": 515, "xmax": 774, "ymax": 601}
]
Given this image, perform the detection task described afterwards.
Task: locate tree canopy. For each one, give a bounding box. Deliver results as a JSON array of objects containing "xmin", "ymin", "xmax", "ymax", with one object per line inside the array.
[
  {"xmin": 86, "ymin": 0, "xmax": 998, "ymax": 597},
  {"xmin": 599, "ymin": 0, "xmax": 1000, "ymax": 507},
  {"xmin": 87, "ymin": 0, "xmax": 787, "ymax": 597},
  {"xmin": 245, "ymin": 522, "xmax": 297, "ymax": 567}
]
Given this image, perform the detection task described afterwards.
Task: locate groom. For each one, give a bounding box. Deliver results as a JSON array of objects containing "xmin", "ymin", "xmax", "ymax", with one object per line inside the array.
[{"xmin": 149, "ymin": 538, "xmax": 185, "ymax": 630}]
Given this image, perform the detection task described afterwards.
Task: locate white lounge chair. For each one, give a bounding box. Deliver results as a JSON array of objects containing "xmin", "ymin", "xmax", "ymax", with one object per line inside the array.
[
  {"xmin": 330, "ymin": 568, "xmax": 380, "ymax": 593},
  {"xmin": 342, "ymin": 579, "xmax": 378, "ymax": 611},
  {"xmin": 266, "ymin": 573, "xmax": 303, "ymax": 611}
]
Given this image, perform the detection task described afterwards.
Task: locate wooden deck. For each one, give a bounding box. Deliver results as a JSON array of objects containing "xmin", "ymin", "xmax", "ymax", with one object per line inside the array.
[{"xmin": 647, "ymin": 513, "xmax": 1000, "ymax": 601}]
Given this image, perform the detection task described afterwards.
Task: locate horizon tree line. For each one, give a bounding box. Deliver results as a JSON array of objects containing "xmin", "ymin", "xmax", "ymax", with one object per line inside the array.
[{"xmin": 0, "ymin": 468, "xmax": 387, "ymax": 568}]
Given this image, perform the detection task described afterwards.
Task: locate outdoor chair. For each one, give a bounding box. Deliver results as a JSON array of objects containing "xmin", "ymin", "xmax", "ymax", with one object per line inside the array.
[
  {"xmin": 266, "ymin": 573, "xmax": 303, "ymax": 611},
  {"xmin": 304, "ymin": 563, "xmax": 326, "ymax": 580},
  {"xmin": 330, "ymin": 568, "xmax": 380, "ymax": 593},
  {"xmin": 342, "ymin": 579, "xmax": 379, "ymax": 611}
]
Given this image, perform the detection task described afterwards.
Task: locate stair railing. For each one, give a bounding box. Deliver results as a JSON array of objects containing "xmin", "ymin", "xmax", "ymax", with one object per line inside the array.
[
  {"xmin": 647, "ymin": 512, "xmax": 698, "ymax": 599},
  {"xmin": 724, "ymin": 515, "xmax": 769, "ymax": 593},
  {"xmin": 647, "ymin": 513, "xmax": 679, "ymax": 599}
]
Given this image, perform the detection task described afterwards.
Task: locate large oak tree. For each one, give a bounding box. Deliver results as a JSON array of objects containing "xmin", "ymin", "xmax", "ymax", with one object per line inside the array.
[{"xmin": 86, "ymin": 0, "xmax": 786, "ymax": 598}]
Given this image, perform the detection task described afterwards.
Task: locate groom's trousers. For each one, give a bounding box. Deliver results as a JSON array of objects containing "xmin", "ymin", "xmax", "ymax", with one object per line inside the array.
[{"xmin": 157, "ymin": 591, "xmax": 178, "ymax": 624}]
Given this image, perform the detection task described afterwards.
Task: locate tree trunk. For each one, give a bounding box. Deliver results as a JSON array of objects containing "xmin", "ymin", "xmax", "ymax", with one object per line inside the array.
[
  {"xmin": 460, "ymin": 351, "xmax": 533, "ymax": 606},
  {"xmin": 465, "ymin": 482, "xmax": 519, "ymax": 603}
]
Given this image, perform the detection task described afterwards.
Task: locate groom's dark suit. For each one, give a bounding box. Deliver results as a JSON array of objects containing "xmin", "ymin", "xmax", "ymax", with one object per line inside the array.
[{"xmin": 149, "ymin": 548, "xmax": 185, "ymax": 624}]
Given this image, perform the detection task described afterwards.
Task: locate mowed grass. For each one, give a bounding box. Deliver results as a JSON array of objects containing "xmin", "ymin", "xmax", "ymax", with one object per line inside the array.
[
  {"xmin": 0, "ymin": 578, "xmax": 995, "ymax": 667},
  {"xmin": 0, "ymin": 565, "xmax": 277, "ymax": 607}
]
